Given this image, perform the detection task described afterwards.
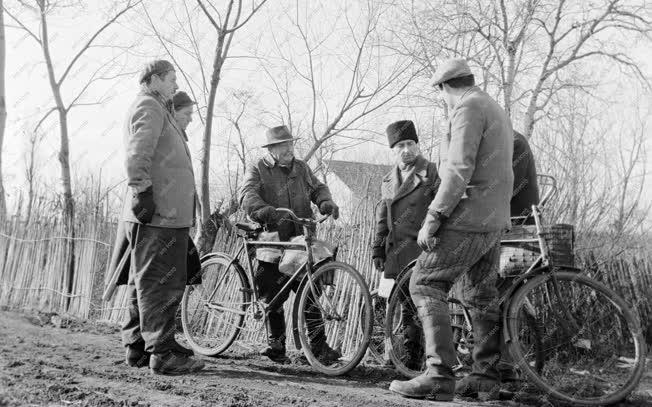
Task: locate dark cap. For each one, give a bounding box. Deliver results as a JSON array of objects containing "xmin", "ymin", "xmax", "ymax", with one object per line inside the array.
[
  {"xmin": 386, "ymin": 120, "xmax": 418, "ymax": 148},
  {"xmin": 430, "ymin": 58, "xmax": 472, "ymax": 87},
  {"xmin": 262, "ymin": 125, "xmax": 299, "ymax": 148},
  {"xmin": 139, "ymin": 59, "xmax": 175, "ymax": 84},
  {"xmin": 172, "ymin": 91, "xmax": 196, "ymax": 110}
]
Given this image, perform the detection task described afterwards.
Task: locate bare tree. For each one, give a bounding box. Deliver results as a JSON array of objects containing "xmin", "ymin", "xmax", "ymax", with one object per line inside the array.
[
  {"xmin": 193, "ymin": 0, "xmax": 267, "ymax": 254},
  {"xmin": 261, "ymin": 0, "xmax": 424, "ymax": 170},
  {"xmin": 4, "ymin": 0, "xmax": 140, "ymax": 309},
  {"xmin": 401, "ymin": 0, "xmax": 651, "ymax": 138},
  {"xmin": 0, "ymin": 0, "xmax": 6, "ymax": 220}
]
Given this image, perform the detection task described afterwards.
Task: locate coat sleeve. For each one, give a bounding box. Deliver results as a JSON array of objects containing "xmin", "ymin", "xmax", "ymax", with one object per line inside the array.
[
  {"xmin": 239, "ymin": 163, "xmax": 272, "ymax": 221},
  {"xmin": 372, "ymin": 198, "xmax": 388, "ymax": 259},
  {"xmin": 428, "ymin": 99, "xmax": 484, "ymax": 217},
  {"xmin": 305, "ymin": 164, "xmax": 333, "ymax": 206},
  {"xmin": 125, "ymin": 98, "xmax": 164, "ymax": 193}
]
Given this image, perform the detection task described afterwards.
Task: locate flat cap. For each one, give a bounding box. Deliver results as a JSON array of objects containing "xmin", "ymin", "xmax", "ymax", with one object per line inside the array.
[
  {"xmin": 139, "ymin": 59, "xmax": 175, "ymax": 84},
  {"xmin": 430, "ymin": 58, "xmax": 472, "ymax": 87},
  {"xmin": 172, "ymin": 91, "xmax": 196, "ymax": 110}
]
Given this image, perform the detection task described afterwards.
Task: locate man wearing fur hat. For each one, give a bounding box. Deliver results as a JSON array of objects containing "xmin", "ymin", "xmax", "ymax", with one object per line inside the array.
[
  {"xmin": 372, "ymin": 120, "xmax": 439, "ymax": 369},
  {"xmin": 389, "ymin": 59, "xmax": 514, "ymax": 401},
  {"xmin": 239, "ymin": 125, "xmax": 341, "ymax": 363},
  {"xmin": 116, "ymin": 60, "xmax": 204, "ymax": 375}
]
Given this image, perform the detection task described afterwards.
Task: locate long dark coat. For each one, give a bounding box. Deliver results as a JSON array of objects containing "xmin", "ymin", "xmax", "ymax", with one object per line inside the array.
[
  {"xmin": 372, "ymin": 155, "xmax": 439, "ymax": 279},
  {"xmin": 104, "ymin": 221, "xmax": 201, "ymax": 299}
]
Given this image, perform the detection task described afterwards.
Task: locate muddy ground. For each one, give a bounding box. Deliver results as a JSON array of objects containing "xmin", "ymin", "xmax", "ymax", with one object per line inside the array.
[{"xmin": 1, "ymin": 311, "xmax": 651, "ymax": 407}]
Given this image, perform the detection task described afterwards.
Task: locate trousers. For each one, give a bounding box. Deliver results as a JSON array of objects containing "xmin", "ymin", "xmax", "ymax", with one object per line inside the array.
[{"xmin": 120, "ymin": 223, "xmax": 188, "ymax": 354}]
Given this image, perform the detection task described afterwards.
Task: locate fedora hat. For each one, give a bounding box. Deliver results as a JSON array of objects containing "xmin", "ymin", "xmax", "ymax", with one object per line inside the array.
[{"xmin": 261, "ymin": 125, "xmax": 299, "ymax": 148}]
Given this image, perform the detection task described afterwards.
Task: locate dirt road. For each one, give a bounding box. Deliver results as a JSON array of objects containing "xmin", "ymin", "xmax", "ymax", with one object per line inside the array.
[{"xmin": 1, "ymin": 311, "xmax": 650, "ymax": 407}]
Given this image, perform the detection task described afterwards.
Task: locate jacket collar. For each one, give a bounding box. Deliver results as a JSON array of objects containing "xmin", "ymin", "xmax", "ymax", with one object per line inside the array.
[
  {"xmin": 139, "ymin": 89, "xmax": 174, "ymax": 113},
  {"xmin": 383, "ymin": 155, "xmax": 430, "ymax": 201},
  {"xmin": 262, "ymin": 154, "xmax": 296, "ymax": 172}
]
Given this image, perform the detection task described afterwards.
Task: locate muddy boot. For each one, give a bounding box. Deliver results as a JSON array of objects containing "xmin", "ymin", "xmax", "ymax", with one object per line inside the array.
[
  {"xmin": 390, "ymin": 357, "xmax": 455, "ymax": 400},
  {"xmin": 149, "ymin": 350, "xmax": 205, "ymax": 375},
  {"xmin": 171, "ymin": 340, "xmax": 194, "ymax": 356},
  {"xmin": 125, "ymin": 340, "xmax": 150, "ymax": 368},
  {"xmin": 260, "ymin": 309, "xmax": 290, "ymax": 364},
  {"xmin": 455, "ymin": 311, "xmax": 501, "ymax": 400},
  {"xmin": 389, "ymin": 311, "xmax": 457, "ymax": 401}
]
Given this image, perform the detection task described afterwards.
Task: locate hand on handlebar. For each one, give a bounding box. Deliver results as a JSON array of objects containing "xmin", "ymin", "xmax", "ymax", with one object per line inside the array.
[{"xmin": 319, "ymin": 200, "xmax": 340, "ymax": 220}]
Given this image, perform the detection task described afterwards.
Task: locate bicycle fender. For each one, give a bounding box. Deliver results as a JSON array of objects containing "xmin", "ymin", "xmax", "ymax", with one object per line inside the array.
[{"xmin": 500, "ymin": 266, "xmax": 549, "ymax": 343}]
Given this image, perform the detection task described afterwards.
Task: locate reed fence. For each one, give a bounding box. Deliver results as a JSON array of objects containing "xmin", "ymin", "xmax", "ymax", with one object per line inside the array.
[{"xmin": 1, "ymin": 200, "xmax": 651, "ymax": 349}]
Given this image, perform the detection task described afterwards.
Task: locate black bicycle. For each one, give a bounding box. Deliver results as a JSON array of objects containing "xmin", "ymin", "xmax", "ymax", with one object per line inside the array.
[
  {"xmin": 181, "ymin": 208, "xmax": 373, "ymax": 376},
  {"xmin": 384, "ymin": 175, "xmax": 647, "ymax": 405}
]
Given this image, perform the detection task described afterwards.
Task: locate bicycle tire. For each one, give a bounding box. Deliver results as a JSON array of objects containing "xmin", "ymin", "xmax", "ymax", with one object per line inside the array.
[
  {"xmin": 296, "ymin": 261, "xmax": 373, "ymax": 376},
  {"xmin": 181, "ymin": 254, "xmax": 250, "ymax": 356},
  {"xmin": 385, "ymin": 267, "xmax": 425, "ymax": 378},
  {"xmin": 506, "ymin": 269, "xmax": 647, "ymax": 405}
]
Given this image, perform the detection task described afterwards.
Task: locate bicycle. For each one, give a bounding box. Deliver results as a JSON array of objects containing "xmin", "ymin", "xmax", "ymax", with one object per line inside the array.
[
  {"xmin": 384, "ymin": 175, "xmax": 647, "ymax": 405},
  {"xmin": 180, "ymin": 208, "xmax": 373, "ymax": 376}
]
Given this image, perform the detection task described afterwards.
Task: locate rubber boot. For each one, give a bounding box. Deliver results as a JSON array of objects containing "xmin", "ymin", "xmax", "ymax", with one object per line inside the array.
[
  {"xmin": 149, "ymin": 350, "xmax": 205, "ymax": 375},
  {"xmin": 125, "ymin": 340, "xmax": 150, "ymax": 368},
  {"xmin": 401, "ymin": 304, "xmax": 423, "ymax": 371},
  {"xmin": 455, "ymin": 310, "xmax": 501, "ymax": 400},
  {"xmin": 260, "ymin": 309, "xmax": 290, "ymax": 364},
  {"xmin": 389, "ymin": 312, "xmax": 456, "ymax": 401}
]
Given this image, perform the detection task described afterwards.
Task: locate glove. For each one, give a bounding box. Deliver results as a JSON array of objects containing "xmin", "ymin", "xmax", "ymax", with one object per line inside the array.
[
  {"xmin": 131, "ymin": 186, "xmax": 155, "ymax": 224},
  {"xmin": 373, "ymin": 256, "xmax": 385, "ymax": 272},
  {"xmin": 319, "ymin": 200, "xmax": 340, "ymax": 220},
  {"xmin": 417, "ymin": 213, "xmax": 441, "ymax": 252},
  {"xmin": 253, "ymin": 206, "xmax": 277, "ymax": 224}
]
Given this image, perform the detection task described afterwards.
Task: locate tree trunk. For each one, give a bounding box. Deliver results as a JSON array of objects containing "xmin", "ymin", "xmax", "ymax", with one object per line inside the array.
[
  {"xmin": 195, "ymin": 37, "xmax": 226, "ymax": 255},
  {"xmin": 0, "ymin": 0, "xmax": 7, "ymax": 220},
  {"xmin": 40, "ymin": 2, "xmax": 76, "ymax": 309}
]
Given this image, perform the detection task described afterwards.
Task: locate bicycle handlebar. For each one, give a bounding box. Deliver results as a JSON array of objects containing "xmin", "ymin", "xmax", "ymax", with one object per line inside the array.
[{"xmin": 275, "ymin": 207, "xmax": 330, "ymax": 225}]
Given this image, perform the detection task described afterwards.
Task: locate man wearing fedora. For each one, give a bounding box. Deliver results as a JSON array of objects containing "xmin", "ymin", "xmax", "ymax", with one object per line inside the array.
[
  {"xmin": 239, "ymin": 125, "xmax": 341, "ymax": 363},
  {"xmin": 389, "ymin": 59, "xmax": 513, "ymax": 401},
  {"xmin": 115, "ymin": 60, "xmax": 204, "ymax": 375},
  {"xmin": 372, "ymin": 120, "xmax": 439, "ymax": 369}
]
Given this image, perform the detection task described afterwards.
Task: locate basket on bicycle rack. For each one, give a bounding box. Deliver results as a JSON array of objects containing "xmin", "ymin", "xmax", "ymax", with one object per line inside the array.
[
  {"xmin": 501, "ymin": 223, "xmax": 575, "ymax": 273},
  {"xmin": 541, "ymin": 223, "xmax": 575, "ymax": 267}
]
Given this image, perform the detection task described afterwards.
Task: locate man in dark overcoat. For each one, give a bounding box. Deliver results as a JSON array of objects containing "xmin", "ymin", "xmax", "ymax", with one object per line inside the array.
[
  {"xmin": 371, "ymin": 120, "xmax": 439, "ymax": 368},
  {"xmin": 390, "ymin": 58, "xmax": 514, "ymax": 401},
  {"xmin": 110, "ymin": 60, "xmax": 204, "ymax": 375},
  {"xmin": 239, "ymin": 125, "xmax": 341, "ymax": 363}
]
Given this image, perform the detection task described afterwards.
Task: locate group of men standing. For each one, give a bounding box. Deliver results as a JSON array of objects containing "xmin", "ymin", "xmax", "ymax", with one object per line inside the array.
[{"xmin": 109, "ymin": 56, "xmax": 538, "ymax": 402}]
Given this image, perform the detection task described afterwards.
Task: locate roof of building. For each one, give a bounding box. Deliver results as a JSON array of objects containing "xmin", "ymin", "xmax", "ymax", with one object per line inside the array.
[{"xmin": 325, "ymin": 160, "xmax": 392, "ymax": 201}]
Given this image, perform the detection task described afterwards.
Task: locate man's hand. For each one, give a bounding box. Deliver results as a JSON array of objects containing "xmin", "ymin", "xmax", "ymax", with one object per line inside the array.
[
  {"xmin": 131, "ymin": 186, "xmax": 155, "ymax": 224},
  {"xmin": 373, "ymin": 256, "xmax": 385, "ymax": 272},
  {"xmin": 319, "ymin": 200, "xmax": 340, "ymax": 220},
  {"xmin": 253, "ymin": 205, "xmax": 278, "ymax": 224},
  {"xmin": 417, "ymin": 213, "xmax": 441, "ymax": 251}
]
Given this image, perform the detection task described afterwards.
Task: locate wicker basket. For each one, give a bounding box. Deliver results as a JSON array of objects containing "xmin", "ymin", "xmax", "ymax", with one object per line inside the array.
[
  {"xmin": 500, "ymin": 223, "xmax": 575, "ymax": 276},
  {"xmin": 541, "ymin": 223, "xmax": 575, "ymax": 267}
]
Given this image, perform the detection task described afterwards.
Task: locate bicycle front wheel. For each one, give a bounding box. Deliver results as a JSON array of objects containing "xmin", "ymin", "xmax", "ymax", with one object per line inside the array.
[
  {"xmin": 181, "ymin": 254, "xmax": 250, "ymax": 356},
  {"xmin": 506, "ymin": 269, "xmax": 647, "ymax": 405},
  {"xmin": 296, "ymin": 261, "xmax": 373, "ymax": 376}
]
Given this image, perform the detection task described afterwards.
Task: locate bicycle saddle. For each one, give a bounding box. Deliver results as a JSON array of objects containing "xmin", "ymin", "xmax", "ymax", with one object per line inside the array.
[{"xmin": 235, "ymin": 222, "xmax": 262, "ymax": 233}]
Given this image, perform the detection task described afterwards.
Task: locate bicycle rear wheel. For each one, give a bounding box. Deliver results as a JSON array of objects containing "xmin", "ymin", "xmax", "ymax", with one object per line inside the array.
[
  {"xmin": 296, "ymin": 261, "xmax": 373, "ymax": 376},
  {"xmin": 181, "ymin": 254, "xmax": 250, "ymax": 356},
  {"xmin": 385, "ymin": 267, "xmax": 426, "ymax": 378},
  {"xmin": 506, "ymin": 269, "xmax": 647, "ymax": 405}
]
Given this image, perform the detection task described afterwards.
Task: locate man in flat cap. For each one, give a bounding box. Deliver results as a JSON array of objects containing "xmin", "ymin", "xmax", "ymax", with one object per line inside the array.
[
  {"xmin": 239, "ymin": 125, "xmax": 341, "ymax": 363},
  {"xmin": 115, "ymin": 59, "xmax": 204, "ymax": 375},
  {"xmin": 390, "ymin": 58, "xmax": 514, "ymax": 400},
  {"xmin": 372, "ymin": 120, "xmax": 439, "ymax": 369}
]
